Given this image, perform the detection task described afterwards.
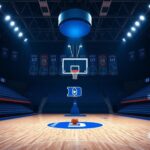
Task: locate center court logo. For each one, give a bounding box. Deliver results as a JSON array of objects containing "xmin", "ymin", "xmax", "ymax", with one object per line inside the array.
[
  {"xmin": 48, "ymin": 122, "xmax": 103, "ymax": 129},
  {"xmin": 68, "ymin": 122, "xmax": 86, "ymax": 128}
]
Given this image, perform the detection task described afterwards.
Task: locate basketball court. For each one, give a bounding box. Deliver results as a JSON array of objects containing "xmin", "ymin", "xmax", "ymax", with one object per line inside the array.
[
  {"xmin": 0, "ymin": 114, "xmax": 150, "ymax": 150},
  {"xmin": 0, "ymin": 1, "xmax": 150, "ymax": 150}
]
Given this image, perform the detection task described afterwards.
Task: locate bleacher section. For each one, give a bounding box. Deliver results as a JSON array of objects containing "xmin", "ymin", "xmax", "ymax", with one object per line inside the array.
[
  {"xmin": 0, "ymin": 84, "xmax": 29, "ymax": 102},
  {"xmin": 0, "ymin": 83, "xmax": 33, "ymax": 117},
  {"xmin": 119, "ymin": 85, "xmax": 150, "ymax": 116},
  {"xmin": 0, "ymin": 103, "xmax": 33, "ymax": 116},
  {"xmin": 119, "ymin": 103, "xmax": 150, "ymax": 115},
  {"xmin": 122, "ymin": 85, "xmax": 150, "ymax": 103}
]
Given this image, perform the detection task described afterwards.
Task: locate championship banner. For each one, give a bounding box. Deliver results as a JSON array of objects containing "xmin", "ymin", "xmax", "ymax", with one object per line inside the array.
[
  {"xmin": 11, "ymin": 51, "xmax": 18, "ymax": 61},
  {"xmin": 1, "ymin": 48, "xmax": 8, "ymax": 59},
  {"xmin": 49, "ymin": 55, "xmax": 57, "ymax": 75},
  {"xmin": 99, "ymin": 55, "xmax": 107, "ymax": 75},
  {"xmin": 138, "ymin": 48, "xmax": 145, "ymax": 60},
  {"xmin": 59, "ymin": 55, "xmax": 66, "ymax": 75},
  {"xmin": 128, "ymin": 51, "xmax": 135, "ymax": 62},
  {"xmin": 89, "ymin": 55, "xmax": 97, "ymax": 75},
  {"xmin": 29, "ymin": 54, "xmax": 38, "ymax": 76},
  {"xmin": 108, "ymin": 55, "xmax": 118, "ymax": 75},
  {"xmin": 39, "ymin": 54, "xmax": 48, "ymax": 76}
]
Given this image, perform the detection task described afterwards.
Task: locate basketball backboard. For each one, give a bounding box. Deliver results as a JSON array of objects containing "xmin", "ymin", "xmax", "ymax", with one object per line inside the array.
[{"xmin": 62, "ymin": 58, "xmax": 88, "ymax": 79}]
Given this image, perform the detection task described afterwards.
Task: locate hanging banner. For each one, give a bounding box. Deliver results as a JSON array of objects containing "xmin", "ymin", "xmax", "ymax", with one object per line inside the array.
[
  {"xmin": 1, "ymin": 48, "xmax": 8, "ymax": 59},
  {"xmin": 138, "ymin": 48, "xmax": 145, "ymax": 60},
  {"xmin": 108, "ymin": 55, "xmax": 118, "ymax": 75},
  {"xmin": 29, "ymin": 54, "xmax": 38, "ymax": 76},
  {"xmin": 11, "ymin": 51, "xmax": 18, "ymax": 61},
  {"xmin": 89, "ymin": 55, "xmax": 97, "ymax": 75},
  {"xmin": 49, "ymin": 55, "xmax": 57, "ymax": 75},
  {"xmin": 128, "ymin": 51, "xmax": 135, "ymax": 62},
  {"xmin": 99, "ymin": 55, "xmax": 107, "ymax": 75},
  {"xmin": 39, "ymin": 54, "xmax": 48, "ymax": 76}
]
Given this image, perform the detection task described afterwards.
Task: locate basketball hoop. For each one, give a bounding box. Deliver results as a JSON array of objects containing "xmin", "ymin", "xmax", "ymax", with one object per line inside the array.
[{"xmin": 71, "ymin": 70, "xmax": 79, "ymax": 80}]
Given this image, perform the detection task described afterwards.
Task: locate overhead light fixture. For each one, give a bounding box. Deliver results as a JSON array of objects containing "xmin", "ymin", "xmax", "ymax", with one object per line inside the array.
[
  {"xmin": 58, "ymin": 9, "xmax": 92, "ymax": 38},
  {"xmin": 5, "ymin": 15, "xmax": 11, "ymax": 21},
  {"xmin": 122, "ymin": 38, "xmax": 126, "ymax": 42},
  {"xmin": 18, "ymin": 32, "xmax": 23, "ymax": 37},
  {"xmin": 127, "ymin": 32, "xmax": 132, "ymax": 37},
  {"xmin": 10, "ymin": 21, "xmax": 15, "ymax": 27},
  {"xmin": 131, "ymin": 27, "xmax": 136, "ymax": 32},
  {"xmin": 14, "ymin": 27, "xmax": 19, "ymax": 32},
  {"xmin": 135, "ymin": 21, "xmax": 140, "ymax": 27},
  {"xmin": 24, "ymin": 38, "xmax": 28, "ymax": 42},
  {"xmin": 148, "ymin": 4, "xmax": 150, "ymax": 9},
  {"xmin": 139, "ymin": 15, "xmax": 145, "ymax": 21},
  {"xmin": 0, "ymin": 4, "xmax": 2, "ymax": 9}
]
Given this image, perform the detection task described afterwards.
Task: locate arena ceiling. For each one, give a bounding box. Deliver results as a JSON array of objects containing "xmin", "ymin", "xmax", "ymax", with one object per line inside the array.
[{"xmin": 0, "ymin": 0, "xmax": 149, "ymax": 43}]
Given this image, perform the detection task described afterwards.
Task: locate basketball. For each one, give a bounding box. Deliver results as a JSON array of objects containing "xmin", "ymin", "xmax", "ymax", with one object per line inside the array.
[{"xmin": 71, "ymin": 119, "xmax": 78, "ymax": 125}]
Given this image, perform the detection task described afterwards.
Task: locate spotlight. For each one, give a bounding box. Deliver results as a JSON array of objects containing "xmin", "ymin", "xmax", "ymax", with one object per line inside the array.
[
  {"xmin": 148, "ymin": 4, "xmax": 150, "ymax": 9},
  {"xmin": 24, "ymin": 38, "xmax": 28, "ymax": 42},
  {"xmin": 135, "ymin": 21, "xmax": 140, "ymax": 27},
  {"xmin": 139, "ymin": 15, "xmax": 145, "ymax": 21},
  {"xmin": 131, "ymin": 27, "xmax": 136, "ymax": 32},
  {"xmin": 10, "ymin": 21, "xmax": 15, "ymax": 27},
  {"xmin": 14, "ymin": 27, "xmax": 19, "ymax": 32},
  {"xmin": 127, "ymin": 32, "xmax": 132, "ymax": 37},
  {"xmin": 79, "ymin": 44, "xmax": 83, "ymax": 48},
  {"xmin": 0, "ymin": 4, "xmax": 2, "ymax": 9},
  {"xmin": 5, "ymin": 15, "xmax": 11, "ymax": 21},
  {"xmin": 122, "ymin": 38, "xmax": 126, "ymax": 42},
  {"xmin": 67, "ymin": 44, "xmax": 71, "ymax": 48},
  {"xmin": 18, "ymin": 32, "xmax": 23, "ymax": 37}
]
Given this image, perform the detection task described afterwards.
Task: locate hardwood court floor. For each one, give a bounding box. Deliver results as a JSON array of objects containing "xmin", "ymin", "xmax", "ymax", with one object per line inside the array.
[{"xmin": 0, "ymin": 114, "xmax": 150, "ymax": 150}]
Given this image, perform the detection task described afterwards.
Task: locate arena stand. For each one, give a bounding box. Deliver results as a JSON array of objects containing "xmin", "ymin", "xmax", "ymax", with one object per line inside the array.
[
  {"xmin": 0, "ymin": 83, "xmax": 33, "ymax": 117},
  {"xmin": 119, "ymin": 85, "xmax": 150, "ymax": 116}
]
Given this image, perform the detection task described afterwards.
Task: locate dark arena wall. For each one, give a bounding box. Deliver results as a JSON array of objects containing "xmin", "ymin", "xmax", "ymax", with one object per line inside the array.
[{"xmin": 27, "ymin": 77, "xmax": 122, "ymax": 113}]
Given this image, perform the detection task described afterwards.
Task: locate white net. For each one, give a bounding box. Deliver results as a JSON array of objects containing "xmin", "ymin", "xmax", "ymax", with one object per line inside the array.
[{"xmin": 71, "ymin": 70, "xmax": 79, "ymax": 80}]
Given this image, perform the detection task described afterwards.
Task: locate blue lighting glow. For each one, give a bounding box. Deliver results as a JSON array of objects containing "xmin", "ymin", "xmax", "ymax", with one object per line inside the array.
[
  {"xmin": 122, "ymin": 38, "xmax": 126, "ymax": 42},
  {"xmin": 5, "ymin": 15, "xmax": 11, "ymax": 21},
  {"xmin": 59, "ymin": 20, "xmax": 91, "ymax": 38},
  {"xmin": 131, "ymin": 27, "xmax": 136, "ymax": 32},
  {"xmin": 0, "ymin": 4, "xmax": 2, "ymax": 9},
  {"xmin": 67, "ymin": 44, "xmax": 71, "ymax": 48},
  {"xmin": 139, "ymin": 15, "xmax": 145, "ymax": 21},
  {"xmin": 24, "ymin": 38, "xmax": 28, "ymax": 42},
  {"xmin": 135, "ymin": 21, "xmax": 140, "ymax": 27},
  {"xmin": 79, "ymin": 44, "xmax": 83, "ymax": 48},
  {"xmin": 10, "ymin": 21, "xmax": 15, "ymax": 27},
  {"xmin": 14, "ymin": 27, "xmax": 19, "ymax": 32},
  {"xmin": 127, "ymin": 32, "xmax": 132, "ymax": 37},
  {"xmin": 18, "ymin": 32, "xmax": 23, "ymax": 37}
]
